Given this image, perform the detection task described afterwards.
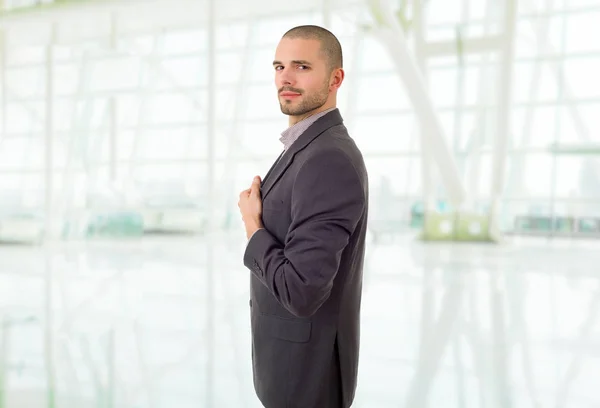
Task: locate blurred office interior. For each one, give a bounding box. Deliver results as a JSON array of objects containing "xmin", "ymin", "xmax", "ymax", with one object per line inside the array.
[{"xmin": 0, "ymin": 0, "xmax": 599, "ymax": 406}]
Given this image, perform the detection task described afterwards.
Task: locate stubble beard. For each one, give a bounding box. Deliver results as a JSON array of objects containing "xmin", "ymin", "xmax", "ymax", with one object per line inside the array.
[{"xmin": 278, "ymin": 83, "xmax": 329, "ymax": 117}]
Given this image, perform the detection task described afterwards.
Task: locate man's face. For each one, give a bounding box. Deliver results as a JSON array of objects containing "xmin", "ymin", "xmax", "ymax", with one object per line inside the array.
[{"xmin": 273, "ymin": 38, "xmax": 331, "ymax": 117}]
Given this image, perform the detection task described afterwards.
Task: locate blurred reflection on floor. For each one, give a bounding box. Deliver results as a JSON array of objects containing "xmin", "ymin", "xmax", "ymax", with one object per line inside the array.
[{"xmin": 0, "ymin": 232, "xmax": 599, "ymax": 407}]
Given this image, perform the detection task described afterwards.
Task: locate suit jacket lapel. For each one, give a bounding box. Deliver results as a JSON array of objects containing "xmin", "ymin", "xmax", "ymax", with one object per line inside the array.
[{"xmin": 260, "ymin": 109, "xmax": 343, "ymax": 200}]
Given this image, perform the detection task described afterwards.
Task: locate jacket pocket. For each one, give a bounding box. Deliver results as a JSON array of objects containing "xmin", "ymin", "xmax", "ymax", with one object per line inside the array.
[{"xmin": 258, "ymin": 313, "xmax": 312, "ymax": 343}]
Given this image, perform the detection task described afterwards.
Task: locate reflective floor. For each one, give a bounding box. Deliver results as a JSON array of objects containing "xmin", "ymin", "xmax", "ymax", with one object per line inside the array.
[{"xmin": 0, "ymin": 231, "xmax": 599, "ymax": 407}]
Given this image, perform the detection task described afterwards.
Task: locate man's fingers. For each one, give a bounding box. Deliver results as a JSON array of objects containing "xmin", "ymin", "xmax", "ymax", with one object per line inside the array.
[{"xmin": 250, "ymin": 176, "xmax": 262, "ymax": 196}]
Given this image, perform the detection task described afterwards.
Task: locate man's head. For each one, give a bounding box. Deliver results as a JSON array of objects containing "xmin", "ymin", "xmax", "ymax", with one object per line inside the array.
[{"xmin": 273, "ymin": 25, "xmax": 344, "ymax": 124}]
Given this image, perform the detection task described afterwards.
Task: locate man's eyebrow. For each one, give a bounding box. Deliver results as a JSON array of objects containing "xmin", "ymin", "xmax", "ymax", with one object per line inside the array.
[
  {"xmin": 291, "ymin": 60, "xmax": 312, "ymax": 65},
  {"xmin": 272, "ymin": 60, "xmax": 313, "ymax": 65}
]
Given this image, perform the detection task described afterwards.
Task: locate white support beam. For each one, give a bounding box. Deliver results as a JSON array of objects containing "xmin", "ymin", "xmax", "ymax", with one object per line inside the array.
[
  {"xmin": 0, "ymin": 316, "xmax": 7, "ymax": 407},
  {"xmin": 109, "ymin": 12, "xmax": 117, "ymax": 184},
  {"xmin": 322, "ymin": 0, "xmax": 331, "ymax": 28},
  {"xmin": 109, "ymin": 97, "xmax": 117, "ymax": 182},
  {"xmin": 0, "ymin": 28, "xmax": 5, "ymax": 139},
  {"xmin": 466, "ymin": 0, "xmax": 495, "ymax": 208},
  {"xmin": 43, "ymin": 28, "xmax": 58, "ymax": 406},
  {"xmin": 206, "ymin": 1, "xmax": 216, "ymax": 241},
  {"xmin": 489, "ymin": 0, "xmax": 518, "ymax": 235},
  {"xmin": 423, "ymin": 35, "xmax": 504, "ymax": 58},
  {"xmin": 451, "ymin": 0, "xmax": 471, "ymax": 208},
  {"xmin": 205, "ymin": 1, "xmax": 216, "ymax": 407},
  {"xmin": 44, "ymin": 24, "xmax": 57, "ymax": 240},
  {"xmin": 412, "ymin": 0, "xmax": 436, "ymax": 213},
  {"xmin": 368, "ymin": 0, "xmax": 466, "ymax": 208},
  {"xmin": 44, "ymin": 252, "xmax": 56, "ymax": 408},
  {"xmin": 107, "ymin": 327, "xmax": 116, "ymax": 408}
]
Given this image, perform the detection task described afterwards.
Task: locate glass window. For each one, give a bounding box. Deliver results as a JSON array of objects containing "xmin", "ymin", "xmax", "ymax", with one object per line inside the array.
[
  {"xmin": 425, "ymin": 0, "xmax": 465, "ymax": 26},
  {"xmin": 253, "ymin": 15, "xmax": 318, "ymax": 47},
  {"xmin": 239, "ymin": 120, "xmax": 286, "ymax": 157},
  {"xmin": 6, "ymin": 45, "xmax": 45, "ymax": 66},
  {"xmin": 566, "ymin": 12, "xmax": 600, "ymax": 53},
  {"xmin": 5, "ymin": 66, "xmax": 45, "ymax": 99},
  {"xmin": 563, "ymin": 57, "xmax": 600, "ymax": 98},
  {"xmin": 359, "ymin": 36, "xmax": 395, "ymax": 74},
  {"xmin": 508, "ymin": 153, "xmax": 554, "ymax": 197},
  {"xmin": 244, "ymin": 84, "xmax": 280, "ymax": 120},
  {"xmin": 145, "ymin": 93, "xmax": 202, "ymax": 124},
  {"xmin": 248, "ymin": 47, "xmax": 276, "ymax": 84},
  {"xmin": 89, "ymin": 57, "xmax": 141, "ymax": 92},
  {"xmin": 217, "ymin": 22, "xmax": 250, "ymax": 49},
  {"xmin": 554, "ymin": 156, "xmax": 590, "ymax": 197},
  {"xmin": 355, "ymin": 73, "xmax": 411, "ymax": 113},
  {"xmin": 351, "ymin": 114, "xmax": 418, "ymax": 154},
  {"xmin": 155, "ymin": 56, "xmax": 206, "ymax": 89},
  {"xmin": 5, "ymin": 102, "xmax": 44, "ymax": 134},
  {"xmin": 364, "ymin": 156, "xmax": 422, "ymax": 197},
  {"xmin": 162, "ymin": 29, "xmax": 207, "ymax": 55},
  {"xmin": 54, "ymin": 63, "xmax": 80, "ymax": 96},
  {"xmin": 513, "ymin": 62, "xmax": 559, "ymax": 103},
  {"xmin": 511, "ymin": 106, "xmax": 560, "ymax": 148},
  {"xmin": 136, "ymin": 128, "xmax": 190, "ymax": 160},
  {"xmin": 516, "ymin": 17, "xmax": 564, "ymax": 58},
  {"xmin": 429, "ymin": 67, "xmax": 458, "ymax": 107}
]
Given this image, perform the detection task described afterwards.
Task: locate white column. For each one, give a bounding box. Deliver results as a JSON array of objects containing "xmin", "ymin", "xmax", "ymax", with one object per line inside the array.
[
  {"xmin": 412, "ymin": 0, "xmax": 436, "ymax": 212},
  {"xmin": 205, "ymin": 1, "xmax": 216, "ymax": 407},
  {"xmin": 0, "ymin": 316, "xmax": 7, "ymax": 407},
  {"xmin": 109, "ymin": 13, "xmax": 118, "ymax": 184},
  {"xmin": 0, "ymin": 28, "xmax": 6, "ymax": 139},
  {"xmin": 489, "ymin": 0, "xmax": 517, "ymax": 225},
  {"xmin": 44, "ymin": 22, "xmax": 58, "ymax": 408},
  {"xmin": 107, "ymin": 327, "xmax": 116, "ymax": 408},
  {"xmin": 109, "ymin": 98, "xmax": 117, "ymax": 183},
  {"xmin": 44, "ymin": 253, "xmax": 56, "ymax": 408},
  {"xmin": 44, "ymin": 24, "xmax": 57, "ymax": 240},
  {"xmin": 322, "ymin": 0, "xmax": 331, "ymax": 28},
  {"xmin": 468, "ymin": 0, "xmax": 495, "ymax": 206},
  {"xmin": 206, "ymin": 0, "xmax": 217, "ymax": 252}
]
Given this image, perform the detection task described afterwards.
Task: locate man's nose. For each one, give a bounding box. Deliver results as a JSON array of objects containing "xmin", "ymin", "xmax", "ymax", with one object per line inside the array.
[{"xmin": 279, "ymin": 68, "xmax": 295, "ymax": 85}]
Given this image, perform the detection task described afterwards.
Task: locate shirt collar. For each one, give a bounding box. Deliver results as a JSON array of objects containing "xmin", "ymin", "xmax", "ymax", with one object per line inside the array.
[{"xmin": 279, "ymin": 107, "xmax": 336, "ymax": 151}]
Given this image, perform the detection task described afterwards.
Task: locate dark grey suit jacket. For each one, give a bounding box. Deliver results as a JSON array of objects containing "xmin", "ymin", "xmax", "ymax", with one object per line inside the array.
[{"xmin": 244, "ymin": 109, "xmax": 369, "ymax": 408}]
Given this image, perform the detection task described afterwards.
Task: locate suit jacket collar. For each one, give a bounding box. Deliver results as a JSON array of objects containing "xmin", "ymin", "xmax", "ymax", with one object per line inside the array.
[{"xmin": 260, "ymin": 108, "xmax": 343, "ymax": 200}]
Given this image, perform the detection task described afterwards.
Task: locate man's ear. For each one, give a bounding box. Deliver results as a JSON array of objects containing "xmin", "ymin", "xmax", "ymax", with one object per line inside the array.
[{"xmin": 330, "ymin": 68, "xmax": 345, "ymax": 90}]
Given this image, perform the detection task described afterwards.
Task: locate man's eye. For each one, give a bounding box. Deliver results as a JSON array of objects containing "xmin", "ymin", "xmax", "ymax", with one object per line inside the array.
[
  {"xmin": 298, "ymin": 65, "xmax": 309, "ymax": 70},
  {"xmin": 275, "ymin": 66, "xmax": 283, "ymax": 71}
]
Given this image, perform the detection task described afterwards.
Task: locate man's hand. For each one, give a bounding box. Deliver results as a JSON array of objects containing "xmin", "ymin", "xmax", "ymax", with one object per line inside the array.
[{"xmin": 238, "ymin": 176, "xmax": 264, "ymax": 239}]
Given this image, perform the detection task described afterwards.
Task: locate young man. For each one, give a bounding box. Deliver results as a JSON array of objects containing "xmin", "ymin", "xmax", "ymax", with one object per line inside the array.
[{"xmin": 238, "ymin": 25, "xmax": 369, "ymax": 408}]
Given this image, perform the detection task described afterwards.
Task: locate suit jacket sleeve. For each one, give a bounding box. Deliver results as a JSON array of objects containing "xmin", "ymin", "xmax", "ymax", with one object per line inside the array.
[{"xmin": 243, "ymin": 150, "xmax": 365, "ymax": 318}]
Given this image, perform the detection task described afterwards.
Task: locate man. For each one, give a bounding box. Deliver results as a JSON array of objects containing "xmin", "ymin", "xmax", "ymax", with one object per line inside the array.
[{"xmin": 238, "ymin": 25, "xmax": 368, "ymax": 408}]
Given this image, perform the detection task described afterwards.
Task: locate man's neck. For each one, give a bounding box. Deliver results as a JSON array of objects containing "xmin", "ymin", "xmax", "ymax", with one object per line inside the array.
[{"xmin": 289, "ymin": 104, "xmax": 336, "ymax": 126}]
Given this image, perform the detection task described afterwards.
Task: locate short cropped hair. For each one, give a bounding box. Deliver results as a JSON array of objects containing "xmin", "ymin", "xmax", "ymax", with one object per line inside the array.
[{"xmin": 282, "ymin": 25, "xmax": 343, "ymax": 72}]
